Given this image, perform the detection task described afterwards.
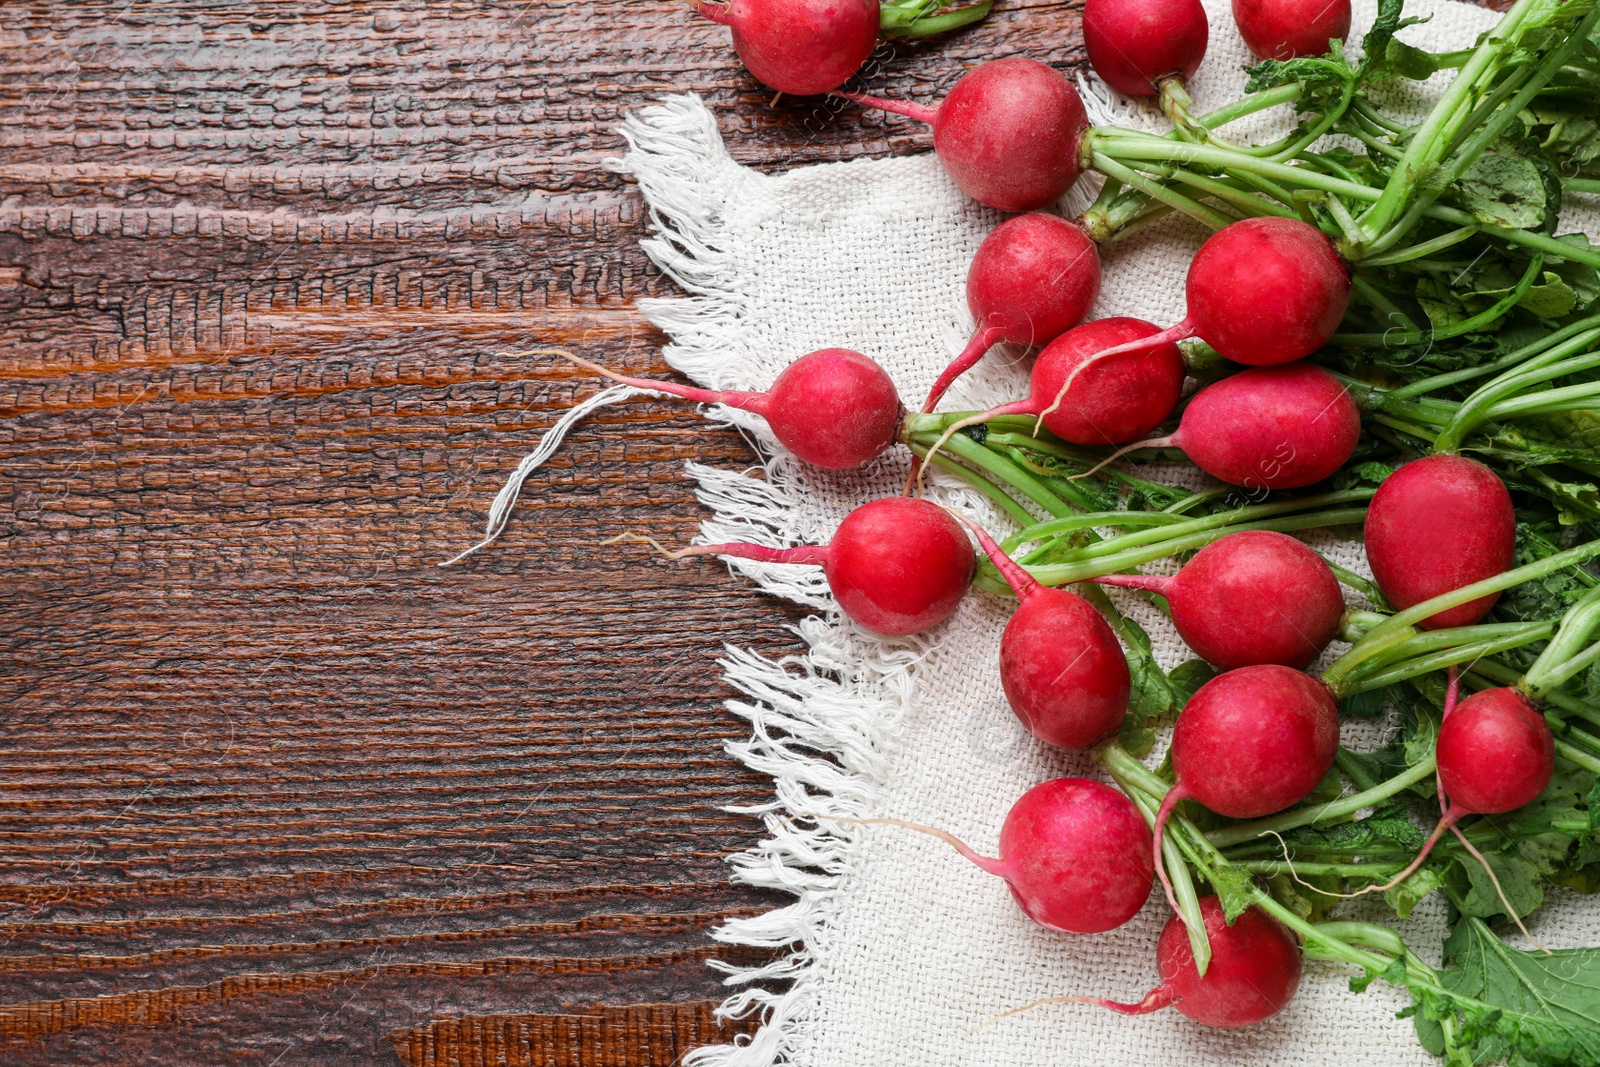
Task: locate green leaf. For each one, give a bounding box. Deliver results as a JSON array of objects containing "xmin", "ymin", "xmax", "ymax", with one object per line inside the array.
[
  {"xmin": 1167, "ymin": 659, "xmax": 1218, "ymax": 706},
  {"xmin": 1472, "ymin": 271, "xmax": 1582, "ymax": 319},
  {"xmin": 1454, "ymin": 846, "xmax": 1544, "ymax": 920},
  {"xmin": 1208, "ymin": 861, "xmax": 1259, "ymax": 922},
  {"xmin": 1426, "ymin": 916, "xmax": 1600, "ymax": 1067},
  {"xmin": 1386, "ymin": 862, "xmax": 1449, "ymax": 918},
  {"xmin": 1456, "ymin": 141, "xmax": 1551, "ymax": 230},
  {"xmin": 1334, "ymin": 460, "xmax": 1396, "ymax": 491},
  {"xmin": 1341, "ymin": 684, "xmax": 1402, "ymax": 717}
]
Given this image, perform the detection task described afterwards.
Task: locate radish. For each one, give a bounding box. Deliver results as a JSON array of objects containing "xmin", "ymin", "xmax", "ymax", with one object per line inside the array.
[
  {"xmin": 1092, "ymin": 531, "xmax": 1345, "ymax": 670},
  {"xmin": 860, "ymin": 778, "xmax": 1156, "ymax": 933},
  {"xmin": 922, "ymin": 213, "xmax": 1102, "ymax": 413},
  {"xmin": 835, "ymin": 58, "xmax": 1090, "ymax": 212},
  {"xmin": 1437, "ymin": 687, "xmax": 1554, "ymax": 816},
  {"xmin": 1076, "ymin": 363, "xmax": 1361, "ymax": 490},
  {"xmin": 559, "ymin": 348, "xmax": 903, "ymax": 470},
  {"xmin": 1233, "ymin": 0, "xmax": 1352, "ymax": 60},
  {"xmin": 1365, "ymin": 454, "xmax": 1516, "ymax": 630},
  {"xmin": 1055, "ymin": 218, "xmax": 1349, "ymax": 379},
  {"xmin": 689, "ymin": 0, "xmax": 880, "ymax": 96},
  {"xmin": 961, "ymin": 514, "xmax": 1131, "ymax": 748},
  {"xmin": 1359, "ymin": 682, "xmax": 1553, "ymax": 937},
  {"xmin": 1083, "ymin": 0, "xmax": 1210, "ymax": 99},
  {"xmin": 1025, "ymin": 318, "xmax": 1187, "ymax": 445},
  {"xmin": 1153, "ymin": 665, "xmax": 1338, "ymax": 908},
  {"xmin": 653, "ymin": 496, "xmax": 973, "ymax": 635},
  {"xmin": 921, "ymin": 318, "xmax": 1185, "ymax": 467},
  {"xmin": 1074, "ymin": 897, "xmax": 1302, "ymax": 1027}
]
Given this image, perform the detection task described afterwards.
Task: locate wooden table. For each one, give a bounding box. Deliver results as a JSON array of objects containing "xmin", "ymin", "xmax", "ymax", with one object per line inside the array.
[{"xmin": 0, "ymin": 2, "xmax": 1087, "ymax": 1063}]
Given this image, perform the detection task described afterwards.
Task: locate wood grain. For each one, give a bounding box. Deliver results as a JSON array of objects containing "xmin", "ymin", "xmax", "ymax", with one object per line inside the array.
[{"xmin": 0, "ymin": 1, "xmax": 1088, "ymax": 1063}]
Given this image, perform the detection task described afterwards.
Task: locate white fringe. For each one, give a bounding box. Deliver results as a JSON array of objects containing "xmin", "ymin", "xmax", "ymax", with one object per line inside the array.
[
  {"xmin": 438, "ymin": 384, "xmax": 644, "ymax": 567},
  {"xmin": 606, "ymin": 95, "xmax": 934, "ymax": 1067}
]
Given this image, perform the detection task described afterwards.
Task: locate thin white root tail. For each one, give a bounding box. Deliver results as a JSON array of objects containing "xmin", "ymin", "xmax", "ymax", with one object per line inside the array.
[
  {"xmin": 602, "ymin": 531, "xmax": 695, "ymax": 560},
  {"xmin": 1449, "ymin": 824, "xmax": 1550, "ymax": 954},
  {"xmin": 1068, "ymin": 435, "xmax": 1174, "ymax": 483}
]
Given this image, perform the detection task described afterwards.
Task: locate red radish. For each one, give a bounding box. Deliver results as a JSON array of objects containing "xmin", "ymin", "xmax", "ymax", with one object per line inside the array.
[
  {"xmin": 1438, "ymin": 688, "xmax": 1555, "ymax": 815},
  {"xmin": 1075, "ymin": 898, "xmax": 1302, "ymax": 1028},
  {"xmin": 1076, "ymin": 363, "xmax": 1361, "ymax": 490},
  {"xmin": 657, "ymin": 496, "xmax": 973, "ymax": 635},
  {"xmin": 689, "ymin": 0, "xmax": 880, "ymax": 96},
  {"xmin": 1053, "ymin": 218, "xmax": 1349, "ymax": 388},
  {"xmin": 961, "ymin": 515, "xmax": 1131, "ymax": 748},
  {"xmin": 922, "ymin": 213, "xmax": 1102, "ymax": 413},
  {"xmin": 1233, "ymin": 0, "xmax": 1352, "ymax": 60},
  {"xmin": 1083, "ymin": 0, "xmax": 1210, "ymax": 98},
  {"xmin": 1153, "ymin": 665, "xmax": 1338, "ymax": 908},
  {"xmin": 921, "ymin": 318, "xmax": 1185, "ymax": 464},
  {"xmin": 559, "ymin": 348, "xmax": 902, "ymax": 470},
  {"xmin": 1363, "ymin": 685, "xmax": 1553, "ymax": 918},
  {"xmin": 1092, "ymin": 531, "xmax": 1344, "ymax": 670},
  {"xmin": 835, "ymin": 58, "xmax": 1090, "ymax": 212},
  {"xmin": 1027, "ymin": 318, "xmax": 1186, "ymax": 445},
  {"xmin": 1365, "ymin": 454, "xmax": 1516, "ymax": 630},
  {"xmin": 864, "ymin": 778, "xmax": 1155, "ymax": 933}
]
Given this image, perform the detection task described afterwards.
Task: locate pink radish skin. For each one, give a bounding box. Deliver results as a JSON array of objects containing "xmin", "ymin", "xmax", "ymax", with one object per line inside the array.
[
  {"xmin": 691, "ymin": 0, "xmax": 879, "ymax": 96},
  {"xmin": 836, "ymin": 58, "xmax": 1090, "ymax": 212},
  {"xmin": 958, "ymin": 318, "xmax": 1186, "ymax": 446},
  {"xmin": 1083, "ymin": 0, "xmax": 1209, "ymax": 98},
  {"xmin": 1081, "ymin": 897, "xmax": 1302, "ymax": 1027},
  {"xmin": 1152, "ymin": 666, "xmax": 1338, "ymax": 910},
  {"xmin": 1078, "ymin": 364, "xmax": 1360, "ymax": 490},
  {"xmin": 1063, "ymin": 219, "xmax": 1349, "ymax": 377},
  {"xmin": 1173, "ymin": 365, "xmax": 1360, "ymax": 488},
  {"xmin": 1233, "ymin": 0, "xmax": 1352, "ymax": 60},
  {"xmin": 1438, "ymin": 688, "xmax": 1555, "ymax": 815},
  {"xmin": 563, "ymin": 348, "xmax": 902, "ymax": 470},
  {"xmin": 923, "ymin": 214, "xmax": 1102, "ymax": 413},
  {"xmin": 963, "ymin": 517, "xmax": 1131, "ymax": 747},
  {"xmin": 1365, "ymin": 454, "xmax": 1516, "ymax": 630},
  {"xmin": 891, "ymin": 778, "xmax": 1155, "ymax": 933},
  {"xmin": 1367, "ymin": 685, "xmax": 1554, "ymax": 897},
  {"xmin": 1092, "ymin": 531, "xmax": 1344, "ymax": 670},
  {"xmin": 674, "ymin": 496, "xmax": 973, "ymax": 635}
]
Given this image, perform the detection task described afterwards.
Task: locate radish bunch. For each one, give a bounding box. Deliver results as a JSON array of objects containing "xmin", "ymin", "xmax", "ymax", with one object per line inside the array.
[{"xmin": 453, "ymin": 2, "xmax": 1600, "ymax": 1056}]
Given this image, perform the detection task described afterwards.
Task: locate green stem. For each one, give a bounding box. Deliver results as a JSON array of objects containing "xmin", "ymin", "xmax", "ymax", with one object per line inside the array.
[
  {"xmin": 1322, "ymin": 537, "xmax": 1600, "ymax": 692},
  {"xmin": 1481, "ymin": 379, "xmax": 1600, "ymax": 422},
  {"xmin": 1556, "ymin": 737, "xmax": 1600, "ymax": 775},
  {"xmin": 1024, "ymin": 510, "xmax": 1370, "ymax": 587},
  {"xmin": 1092, "ymin": 130, "xmax": 1600, "ymax": 268},
  {"xmin": 1443, "ymin": 347, "xmax": 1600, "ymax": 448},
  {"xmin": 904, "ymin": 441, "xmax": 1035, "ymax": 529},
  {"xmin": 1008, "ymin": 490, "xmax": 1373, "ymax": 560},
  {"xmin": 1341, "ymin": 625, "xmax": 1558, "ymax": 694},
  {"xmin": 1166, "ymin": 167, "xmax": 1296, "ymax": 218},
  {"xmin": 1090, "ymin": 151, "xmax": 1235, "ymax": 231},
  {"xmin": 1240, "ymin": 859, "xmax": 1403, "ymax": 879},
  {"xmin": 1359, "ymin": 0, "xmax": 1545, "ymax": 238},
  {"xmin": 1206, "ymin": 756, "xmax": 1438, "ymax": 849},
  {"xmin": 1332, "ymin": 253, "xmax": 1543, "ymax": 347},
  {"xmin": 1524, "ymin": 585, "xmax": 1600, "ymax": 699},
  {"xmin": 1105, "ymin": 750, "xmax": 1213, "ymax": 974},
  {"xmin": 1389, "ymin": 313, "xmax": 1600, "ymax": 400},
  {"xmin": 1359, "ymin": 224, "xmax": 1480, "ymax": 267}
]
